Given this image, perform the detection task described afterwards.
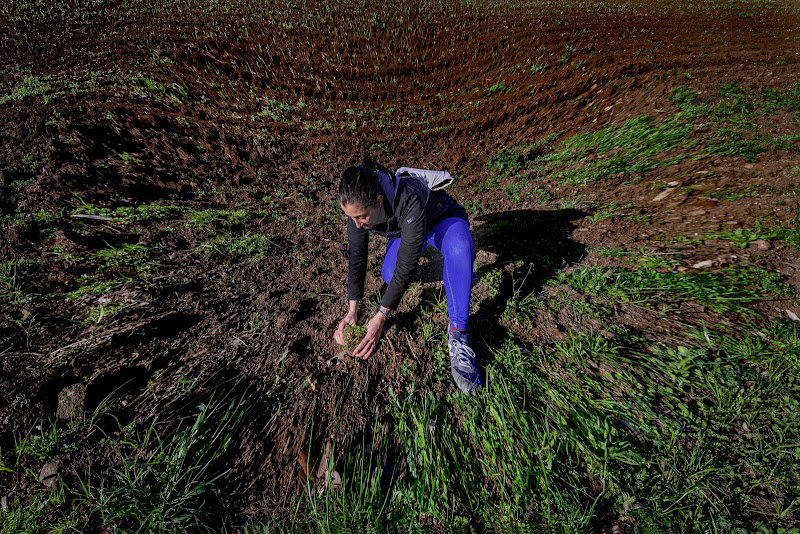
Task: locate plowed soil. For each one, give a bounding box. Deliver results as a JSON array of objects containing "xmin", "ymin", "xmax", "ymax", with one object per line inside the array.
[{"xmin": 2, "ymin": 0, "xmax": 799, "ymax": 529}]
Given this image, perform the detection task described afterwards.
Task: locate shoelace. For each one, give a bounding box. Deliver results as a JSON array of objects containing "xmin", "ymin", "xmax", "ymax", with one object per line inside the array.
[
  {"xmin": 451, "ymin": 338, "xmax": 476, "ymax": 368},
  {"xmin": 457, "ymin": 354, "xmax": 474, "ymax": 367}
]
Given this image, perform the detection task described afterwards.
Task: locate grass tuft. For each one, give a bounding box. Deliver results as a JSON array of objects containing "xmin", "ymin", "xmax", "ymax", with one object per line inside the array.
[{"xmin": 75, "ymin": 397, "xmax": 247, "ymax": 532}]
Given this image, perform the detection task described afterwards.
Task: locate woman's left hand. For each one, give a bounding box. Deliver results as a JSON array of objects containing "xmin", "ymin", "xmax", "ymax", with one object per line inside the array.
[{"xmin": 352, "ymin": 312, "xmax": 386, "ymax": 360}]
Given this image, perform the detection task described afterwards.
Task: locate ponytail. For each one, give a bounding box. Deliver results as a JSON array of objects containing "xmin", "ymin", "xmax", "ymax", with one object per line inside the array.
[{"xmin": 338, "ymin": 157, "xmax": 381, "ymax": 208}]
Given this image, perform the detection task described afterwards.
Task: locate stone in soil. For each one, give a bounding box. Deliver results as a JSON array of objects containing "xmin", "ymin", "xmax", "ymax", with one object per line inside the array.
[{"xmin": 56, "ymin": 383, "xmax": 86, "ymax": 420}]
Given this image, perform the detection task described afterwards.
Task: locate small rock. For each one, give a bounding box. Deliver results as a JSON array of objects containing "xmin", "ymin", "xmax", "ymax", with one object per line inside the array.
[
  {"xmin": 1, "ymin": 494, "xmax": 6, "ymax": 512},
  {"xmin": 692, "ymin": 260, "xmax": 715, "ymax": 269},
  {"xmin": 330, "ymin": 469, "xmax": 342, "ymax": 490},
  {"xmin": 39, "ymin": 460, "xmax": 60, "ymax": 488},
  {"xmin": 687, "ymin": 209, "xmax": 707, "ymax": 217},
  {"xmin": 652, "ymin": 188, "xmax": 676, "ymax": 202},
  {"xmin": 786, "ymin": 309, "xmax": 800, "ymax": 322},
  {"xmin": 297, "ymin": 449, "xmax": 315, "ymax": 483},
  {"xmin": 316, "ymin": 440, "xmax": 333, "ymax": 480},
  {"xmin": 752, "ymin": 239, "xmax": 771, "ymax": 250},
  {"xmin": 56, "ymin": 383, "xmax": 86, "ymax": 420},
  {"xmin": 677, "ymin": 266, "xmax": 689, "ymax": 272},
  {"xmin": 667, "ymin": 181, "xmax": 681, "ymax": 187}
]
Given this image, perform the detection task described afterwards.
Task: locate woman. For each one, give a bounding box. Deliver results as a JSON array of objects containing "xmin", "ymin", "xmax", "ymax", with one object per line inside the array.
[{"xmin": 333, "ymin": 158, "xmax": 483, "ymax": 394}]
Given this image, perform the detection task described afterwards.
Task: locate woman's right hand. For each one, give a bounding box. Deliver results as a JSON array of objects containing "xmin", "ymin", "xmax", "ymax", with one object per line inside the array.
[{"xmin": 334, "ymin": 312, "xmax": 357, "ymax": 345}]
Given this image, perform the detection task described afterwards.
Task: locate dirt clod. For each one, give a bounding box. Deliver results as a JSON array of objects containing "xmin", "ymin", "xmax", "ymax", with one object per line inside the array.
[
  {"xmin": 342, "ymin": 324, "xmax": 367, "ymax": 351},
  {"xmin": 39, "ymin": 461, "xmax": 60, "ymax": 488},
  {"xmin": 56, "ymin": 383, "xmax": 86, "ymax": 420}
]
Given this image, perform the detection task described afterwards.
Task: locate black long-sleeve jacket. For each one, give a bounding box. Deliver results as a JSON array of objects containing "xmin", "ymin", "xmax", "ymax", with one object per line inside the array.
[{"xmin": 346, "ymin": 168, "xmax": 447, "ymax": 310}]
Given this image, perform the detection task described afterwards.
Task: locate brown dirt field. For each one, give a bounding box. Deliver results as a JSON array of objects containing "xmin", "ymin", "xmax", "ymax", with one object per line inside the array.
[{"xmin": 1, "ymin": 0, "xmax": 799, "ymax": 529}]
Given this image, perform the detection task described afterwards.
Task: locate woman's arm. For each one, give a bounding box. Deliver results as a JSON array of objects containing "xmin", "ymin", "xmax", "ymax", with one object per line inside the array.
[
  {"xmin": 346, "ymin": 216, "xmax": 369, "ymax": 302},
  {"xmin": 380, "ymin": 186, "xmax": 426, "ymax": 310},
  {"xmin": 335, "ymin": 218, "xmax": 369, "ymax": 346}
]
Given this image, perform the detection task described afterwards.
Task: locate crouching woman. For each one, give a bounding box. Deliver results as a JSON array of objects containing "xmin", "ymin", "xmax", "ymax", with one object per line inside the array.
[{"xmin": 333, "ymin": 158, "xmax": 483, "ymax": 394}]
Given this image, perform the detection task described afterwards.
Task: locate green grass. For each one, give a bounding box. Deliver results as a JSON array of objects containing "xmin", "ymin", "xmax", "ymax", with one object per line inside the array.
[
  {"xmin": 557, "ymin": 263, "xmax": 790, "ymax": 313},
  {"xmin": 0, "ymin": 483, "xmax": 87, "ymax": 533},
  {"xmin": 669, "ymin": 82, "xmax": 800, "ymax": 162},
  {"xmin": 479, "ymin": 268, "xmax": 503, "ymax": 298},
  {"xmin": 127, "ymin": 75, "xmax": 189, "ymax": 104},
  {"xmin": 256, "ymin": 98, "xmax": 293, "ymax": 122},
  {"xmin": 82, "ymin": 301, "xmax": 129, "ymax": 325},
  {"xmin": 269, "ymin": 317, "xmax": 800, "ymax": 531},
  {"xmin": 0, "ymin": 260, "xmax": 35, "ymax": 304},
  {"xmin": 487, "ymin": 80, "xmax": 800, "ymax": 196},
  {"xmin": 237, "ymin": 241, "xmax": 797, "ymax": 531},
  {"xmin": 66, "ymin": 243, "xmax": 157, "ymax": 299},
  {"xmin": 485, "ymin": 82, "xmax": 509, "ymax": 95},
  {"xmin": 488, "ymin": 113, "xmax": 693, "ymax": 188},
  {"xmin": 342, "ymin": 323, "xmax": 367, "ymax": 351},
  {"xmin": 588, "ymin": 202, "xmax": 633, "ymax": 222},
  {"xmin": 548, "ymin": 114, "xmax": 693, "ymax": 185},
  {"xmin": 68, "ymin": 275, "xmax": 131, "ymax": 299},
  {"xmin": 487, "ymin": 132, "xmax": 559, "ymax": 174},
  {"xmin": 74, "ymin": 398, "xmax": 247, "ymax": 533},
  {"xmin": 0, "ymin": 75, "xmax": 53, "ymax": 104},
  {"xmin": 13, "ymin": 419, "xmax": 69, "ymax": 461},
  {"xmin": 69, "ymin": 197, "xmax": 183, "ymax": 223},
  {"xmin": 0, "ymin": 0, "xmax": 110, "ymax": 25},
  {"xmin": 187, "ymin": 208, "xmax": 270, "ymax": 228},
  {"xmin": 772, "ymin": 224, "xmax": 800, "ymax": 249},
  {"xmin": 118, "ymin": 151, "xmax": 143, "ymax": 166},
  {"xmin": 197, "ymin": 231, "xmax": 273, "ymax": 260},
  {"xmin": 705, "ymin": 221, "xmax": 800, "ymax": 249},
  {"xmin": 708, "ymin": 186, "xmax": 760, "ymax": 202}
]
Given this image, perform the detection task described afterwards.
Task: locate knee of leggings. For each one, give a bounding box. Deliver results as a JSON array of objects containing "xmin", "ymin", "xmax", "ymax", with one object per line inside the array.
[{"xmin": 442, "ymin": 236, "xmax": 474, "ymax": 262}]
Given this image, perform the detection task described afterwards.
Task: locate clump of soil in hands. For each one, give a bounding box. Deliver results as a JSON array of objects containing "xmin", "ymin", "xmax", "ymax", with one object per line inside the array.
[{"xmin": 342, "ymin": 324, "xmax": 367, "ymax": 351}]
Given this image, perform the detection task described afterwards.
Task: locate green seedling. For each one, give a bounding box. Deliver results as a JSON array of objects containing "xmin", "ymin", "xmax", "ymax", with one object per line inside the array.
[{"xmin": 343, "ymin": 324, "xmax": 367, "ymax": 351}]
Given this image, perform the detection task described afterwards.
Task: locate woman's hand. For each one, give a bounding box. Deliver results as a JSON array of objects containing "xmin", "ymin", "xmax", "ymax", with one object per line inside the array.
[
  {"xmin": 333, "ymin": 312, "xmax": 357, "ymax": 345},
  {"xmin": 352, "ymin": 312, "xmax": 386, "ymax": 360}
]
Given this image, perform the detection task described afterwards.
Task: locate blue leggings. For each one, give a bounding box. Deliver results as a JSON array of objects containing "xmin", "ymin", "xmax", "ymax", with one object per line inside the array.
[{"xmin": 381, "ymin": 216, "xmax": 474, "ymax": 330}]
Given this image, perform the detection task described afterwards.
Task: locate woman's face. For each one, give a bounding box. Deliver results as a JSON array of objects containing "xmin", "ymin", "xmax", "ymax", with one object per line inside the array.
[{"xmin": 341, "ymin": 195, "xmax": 383, "ymax": 229}]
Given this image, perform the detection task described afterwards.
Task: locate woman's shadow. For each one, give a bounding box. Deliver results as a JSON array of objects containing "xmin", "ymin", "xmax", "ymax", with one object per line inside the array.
[
  {"xmin": 414, "ymin": 208, "xmax": 586, "ymax": 340},
  {"xmin": 463, "ymin": 208, "xmax": 587, "ymax": 352},
  {"xmin": 472, "ymin": 207, "xmax": 587, "ymax": 278}
]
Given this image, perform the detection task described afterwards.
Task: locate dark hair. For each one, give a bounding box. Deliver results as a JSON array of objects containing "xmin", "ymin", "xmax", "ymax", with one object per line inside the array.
[{"xmin": 338, "ymin": 157, "xmax": 381, "ymax": 208}]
